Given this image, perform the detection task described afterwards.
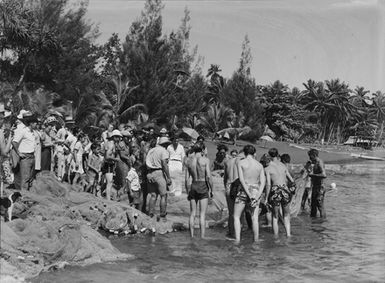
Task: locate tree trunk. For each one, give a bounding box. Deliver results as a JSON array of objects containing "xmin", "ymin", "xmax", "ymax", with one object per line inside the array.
[
  {"xmin": 327, "ymin": 122, "xmax": 334, "ymax": 144},
  {"xmin": 378, "ymin": 121, "xmax": 384, "ymax": 145},
  {"xmin": 336, "ymin": 124, "xmax": 341, "ymax": 144}
]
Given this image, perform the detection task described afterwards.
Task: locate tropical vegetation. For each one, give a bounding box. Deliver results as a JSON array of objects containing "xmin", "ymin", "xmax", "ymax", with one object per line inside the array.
[{"xmin": 1, "ymin": 0, "xmax": 384, "ymax": 146}]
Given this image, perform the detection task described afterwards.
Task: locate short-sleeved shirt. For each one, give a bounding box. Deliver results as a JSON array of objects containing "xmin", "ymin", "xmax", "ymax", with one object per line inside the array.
[
  {"xmin": 126, "ymin": 168, "xmax": 141, "ymax": 191},
  {"xmin": 13, "ymin": 125, "xmax": 36, "ymax": 154},
  {"xmin": 146, "ymin": 145, "xmax": 169, "ymax": 169}
]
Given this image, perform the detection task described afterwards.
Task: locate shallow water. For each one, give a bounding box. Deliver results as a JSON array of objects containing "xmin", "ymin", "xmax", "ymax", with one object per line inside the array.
[{"xmin": 34, "ymin": 175, "xmax": 385, "ymax": 283}]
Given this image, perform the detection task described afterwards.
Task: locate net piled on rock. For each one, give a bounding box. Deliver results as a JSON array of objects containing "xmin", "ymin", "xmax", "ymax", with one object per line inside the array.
[{"xmin": 1, "ymin": 172, "xmax": 175, "ymax": 279}]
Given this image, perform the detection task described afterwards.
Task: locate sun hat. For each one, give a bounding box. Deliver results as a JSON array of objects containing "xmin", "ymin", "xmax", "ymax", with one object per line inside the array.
[
  {"xmin": 158, "ymin": 136, "xmax": 171, "ymax": 145},
  {"xmin": 22, "ymin": 113, "xmax": 39, "ymax": 124},
  {"xmin": 4, "ymin": 111, "xmax": 12, "ymax": 118},
  {"xmin": 111, "ymin": 129, "xmax": 123, "ymax": 138},
  {"xmin": 17, "ymin": 109, "xmax": 29, "ymax": 119},
  {"xmin": 44, "ymin": 116, "xmax": 58, "ymax": 125},
  {"xmin": 121, "ymin": 130, "xmax": 132, "ymax": 137},
  {"xmin": 159, "ymin": 128, "xmax": 168, "ymax": 134}
]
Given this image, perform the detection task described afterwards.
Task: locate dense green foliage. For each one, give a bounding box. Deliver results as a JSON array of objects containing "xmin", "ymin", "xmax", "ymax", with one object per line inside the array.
[{"xmin": 1, "ymin": 0, "xmax": 384, "ymax": 145}]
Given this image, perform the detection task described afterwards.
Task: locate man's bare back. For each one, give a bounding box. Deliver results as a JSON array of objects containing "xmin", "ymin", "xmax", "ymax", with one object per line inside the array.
[
  {"xmin": 224, "ymin": 157, "xmax": 237, "ymax": 185},
  {"xmin": 238, "ymin": 158, "xmax": 264, "ymax": 186},
  {"xmin": 265, "ymin": 160, "xmax": 287, "ymax": 187},
  {"xmin": 188, "ymin": 154, "xmax": 210, "ymax": 182}
]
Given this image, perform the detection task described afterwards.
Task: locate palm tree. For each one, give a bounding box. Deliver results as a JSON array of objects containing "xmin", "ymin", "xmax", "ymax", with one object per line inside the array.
[
  {"xmin": 371, "ymin": 91, "xmax": 385, "ymax": 144},
  {"xmin": 198, "ymin": 103, "xmax": 234, "ymax": 134},
  {"xmin": 74, "ymin": 91, "xmax": 114, "ymax": 129},
  {"xmin": 206, "ymin": 64, "xmax": 225, "ymax": 104},
  {"xmin": 299, "ymin": 80, "xmax": 331, "ymax": 140},
  {"xmin": 109, "ymin": 74, "xmax": 146, "ymax": 123},
  {"xmin": 350, "ymin": 86, "xmax": 370, "ymax": 108},
  {"xmin": 325, "ymin": 79, "xmax": 355, "ymax": 143}
]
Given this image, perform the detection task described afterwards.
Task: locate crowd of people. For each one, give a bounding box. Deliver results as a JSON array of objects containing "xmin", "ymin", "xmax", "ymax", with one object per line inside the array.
[{"xmin": 0, "ymin": 105, "xmax": 326, "ymax": 242}]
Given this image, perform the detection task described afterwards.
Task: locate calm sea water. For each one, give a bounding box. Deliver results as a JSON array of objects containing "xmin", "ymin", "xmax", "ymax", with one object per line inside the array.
[{"xmin": 34, "ymin": 174, "xmax": 385, "ymax": 283}]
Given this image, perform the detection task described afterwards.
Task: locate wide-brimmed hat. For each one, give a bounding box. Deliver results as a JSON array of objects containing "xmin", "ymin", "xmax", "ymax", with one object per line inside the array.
[
  {"xmin": 159, "ymin": 128, "xmax": 168, "ymax": 134},
  {"xmin": 110, "ymin": 129, "xmax": 122, "ymax": 138},
  {"xmin": 4, "ymin": 111, "xmax": 12, "ymax": 118},
  {"xmin": 121, "ymin": 130, "xmax": 132, "ymax": 137},
  {"xmin": 158, "ymin": 136, "xmax": 171, "ymax": 145},
  {"xmin": 17, "ymin": 109, "xmax": 29, "ymax": 119},
  {"xmin": 22, "ymin": 112, "xmax": 39, "ymax": 124},
  {"xmin": 44, "ymin": 116, "xmax": 58, "ymax": 125}
]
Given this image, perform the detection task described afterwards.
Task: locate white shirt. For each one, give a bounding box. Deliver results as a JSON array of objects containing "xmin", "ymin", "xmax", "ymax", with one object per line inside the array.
[
  {"xmin": 13, "ymin": 125, "xmax": 36, "ymax": 154},
  {"xmin": 56, "ymin": 127, "xmax": 67, "ymax": 142},
  {"xmin": 65, "ymin": 133, "xmax": 77, "ymax": 151},
  {"xmin": 167, "ymin": 143, "xmax": 185, "ymax": 162},
  {"xmin": 126, "ymin": 168, "xmax": 141, "ymax": 191}
]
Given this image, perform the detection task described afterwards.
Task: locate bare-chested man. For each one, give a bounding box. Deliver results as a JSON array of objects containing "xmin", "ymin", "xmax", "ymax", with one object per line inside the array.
[
  {"xmin": 185, "ymin": 143, "xmax": 213, "ymax": 238},
  {"xmin": 223, "ymin": 149, "xmax": 238, "ymax": 238},
  {"xmin": 308, "ymin": 148, "xmax": 327, "ymax": 218},
  {"xmin": 264, "ymin": 148, "xmax": 294, "ymax": 237},
  {"xmin": 233, "ymin": 145, "xmax": 265, "ymax": 243}
]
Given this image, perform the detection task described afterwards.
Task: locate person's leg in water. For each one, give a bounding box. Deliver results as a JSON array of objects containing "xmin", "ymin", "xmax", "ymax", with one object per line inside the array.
[
  {"xmin": 301, "ymin": 188, "xmax": 309, "ymax": 210},
  {"xmin": 245, "ymin": 210, "xmax": 253, "ymax": 230},
  {"xmin": 282, "ymin": 204, "xmax": 291, "ymax": 237},
  {"xmin": 225, "ymin": 188, "xmax": 235, "ymax": 237},
  {"xmin": 189, "ymin": 199, "xmax": 197, "ymax": 237},
  {"xmin": 250, "ymin": 203, "xmax": 260, "ymax": 242},
  {"xmin": 199, "ymin": 198, "xmax": 209, "ymax": 238},
  {"xmin": 105, "ymin": 172, "xmax": 113, "ymax": 201},
  {"xmin": 317, "ymin": 188, "xmax": 326, "ymax": 219},
  {"xmin": 272, "ymin": 205, "xmax": 280, "ymax": 238},
  {"xmin": 233, "ymin": 201, "xmax": 246, "ymax": 243},
  {"xmin": 310, "ymin": 187, "xmax": 318, "ymax": 217},
  {"xmin": 263, "ymin": 211, "xmax": 272, "ymax": 227}
]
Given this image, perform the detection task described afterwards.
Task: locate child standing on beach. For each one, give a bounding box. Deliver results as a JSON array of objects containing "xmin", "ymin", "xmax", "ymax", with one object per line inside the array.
[{"xmin": 125, "ymin": 161, "xmax": 142, "ymax": 210}]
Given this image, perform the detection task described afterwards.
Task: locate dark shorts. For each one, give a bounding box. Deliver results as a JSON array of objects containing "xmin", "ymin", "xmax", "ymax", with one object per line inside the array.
[
  {"xmin": 147, "ymin": 170, "xmax": 167, "ymax": 196},
  {"xmin": 188, "ymin": 181, "xmax": 209, "ymax": 202},
  {"xmin": 268, "ymin": 184, "xmax": 293, "ymax": 207},
  {"xmin": 102, "ymin": 161, "xmax": 115, "ymax": 174}
]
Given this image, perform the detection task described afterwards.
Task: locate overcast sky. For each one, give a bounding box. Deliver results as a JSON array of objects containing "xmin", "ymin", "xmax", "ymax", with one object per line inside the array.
[{"xmin": 86, "ymin": 0, "xmax": 385, "ymax": 92}]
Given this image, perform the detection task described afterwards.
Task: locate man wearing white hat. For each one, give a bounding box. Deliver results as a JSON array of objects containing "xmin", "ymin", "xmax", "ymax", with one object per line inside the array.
[{"xmin": 146, "ymin": 136, "xmax": 172, "ymax": 219}]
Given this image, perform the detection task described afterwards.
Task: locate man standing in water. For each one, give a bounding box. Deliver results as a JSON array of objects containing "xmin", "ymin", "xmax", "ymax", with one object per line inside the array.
[
  {"xmin": 223, "ymin": 149, "xmax": 238, "ymax": 238},
  {"xmin": 265, "ymin": 148, "xmax": 294, "ymax": 238},
  {"xmin": 233, "ymin": 145, "xmax": 265, "ymax": 243},
  {"xmin": 185, "ymin": 143, "xmax": 213, "ymax": 238},
  {"xmin": 308, "ymin": 149, "xmax": 327, "ymax": 218}
]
